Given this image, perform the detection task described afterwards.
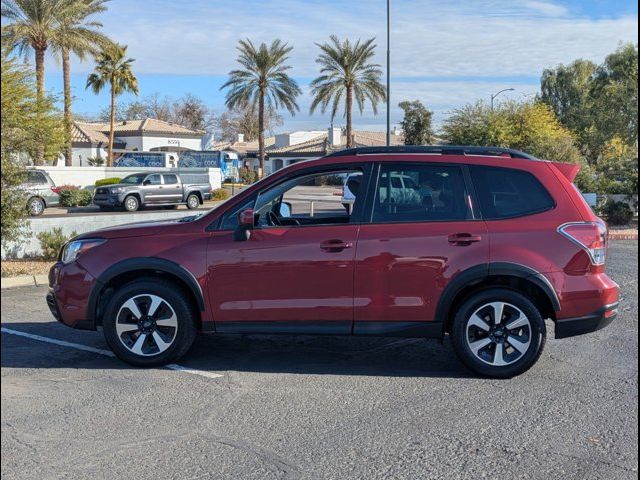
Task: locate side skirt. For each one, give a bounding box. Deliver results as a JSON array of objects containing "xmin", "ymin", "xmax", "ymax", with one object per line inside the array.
[{"xmin": 213, "ymin": 321, "xmax": 443, "ymax": 338}]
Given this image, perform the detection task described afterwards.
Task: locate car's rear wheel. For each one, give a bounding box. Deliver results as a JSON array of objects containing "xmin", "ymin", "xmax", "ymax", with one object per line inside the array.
[
  {"xmin": 27, "ymin": 197, "xmax": 45, "ymax": 216},
  {"xmin": 123, "ymin": 195, "xmax": 139, "ymax": 212},
  {"xmin": 450, "ymin": 288, "xmax": 546, "ymax": 378},
  {"xmin": 186, "ymin": 193, "xmax": 200, "ymax": 210},
  {"xmin": 102, "ymin": 280, "xmax": 197, "ymax": 366}
]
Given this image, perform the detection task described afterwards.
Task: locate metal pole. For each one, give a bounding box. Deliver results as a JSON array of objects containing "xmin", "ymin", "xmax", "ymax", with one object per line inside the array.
[{"xmin": 386, "ymin": 0, "xmax": 390, "ymax": 146}]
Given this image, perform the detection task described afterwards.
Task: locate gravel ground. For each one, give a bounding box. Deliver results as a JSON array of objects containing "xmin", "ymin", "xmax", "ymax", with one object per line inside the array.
[
  {"xmin": 1, "ymin": 260, "xmax": 53, "ymax": 277},
  {"xmin": 1, "ymin": 241, "xmax": 637, "ymax": 480}
]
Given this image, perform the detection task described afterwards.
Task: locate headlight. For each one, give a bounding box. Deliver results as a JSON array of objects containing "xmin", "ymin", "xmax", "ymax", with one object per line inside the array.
[
  {"xmin": 110, "ymin": 187, "xmax": 125, "ymax": 193},
  {"xmin": 61, "ymin": 239, "xmax": 106, "ymax": 264}
]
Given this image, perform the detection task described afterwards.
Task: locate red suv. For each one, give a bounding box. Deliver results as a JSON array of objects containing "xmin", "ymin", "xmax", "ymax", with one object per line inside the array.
[{"xmin": 47, "ymin": 146, "xmax": 619, "ymax": 377}]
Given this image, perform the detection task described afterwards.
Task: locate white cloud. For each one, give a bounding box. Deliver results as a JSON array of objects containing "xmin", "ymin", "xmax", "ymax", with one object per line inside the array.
[{"xmin": 524, "ymin": 1, "xmax": 570, "ymax": 17}]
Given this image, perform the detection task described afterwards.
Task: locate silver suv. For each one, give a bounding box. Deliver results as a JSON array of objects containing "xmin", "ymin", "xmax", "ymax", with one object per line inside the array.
[{"xmin": 22, "ymin": 169, "xmax": 60, "ymax": 216}]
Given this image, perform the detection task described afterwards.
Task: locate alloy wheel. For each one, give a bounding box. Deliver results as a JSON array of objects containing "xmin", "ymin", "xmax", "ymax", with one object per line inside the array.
[
  {"xmin": 115, "ymin": 294, "xmax": 178, "ymax": 356},
  {"xmin": 465, "ymin": 301, "xmax": 532, "ymax": 367},
  {"xmin": 29, "ymin": 198, "xmax": 44, "ymax": 215},
  {"xmin": 187, "ymin": 195, "xmax": 199, "ymax": 209}
]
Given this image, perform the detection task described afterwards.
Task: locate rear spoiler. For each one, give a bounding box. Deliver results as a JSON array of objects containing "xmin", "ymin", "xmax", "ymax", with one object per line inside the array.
[{"xmin": 551, "ymin": 162, "xmax": 581, "ymax": 182}]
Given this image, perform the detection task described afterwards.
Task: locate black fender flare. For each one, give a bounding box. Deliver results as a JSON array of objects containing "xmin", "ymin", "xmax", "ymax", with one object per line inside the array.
[
  {"xmin": 435, "ymin": 262, "xmax": 561, "ymax": 334},
  {"xmin": 87, "ymin": 257, "xmax": 205, "ymax": 324}
]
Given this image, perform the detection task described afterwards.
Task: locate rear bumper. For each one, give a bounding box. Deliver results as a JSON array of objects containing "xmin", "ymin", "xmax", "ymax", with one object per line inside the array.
[{"xmin": 555, "ymin": 302, "xmax": 619, "ymax": 339}]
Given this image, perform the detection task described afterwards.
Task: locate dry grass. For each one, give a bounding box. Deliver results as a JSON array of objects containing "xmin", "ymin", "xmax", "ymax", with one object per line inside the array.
[{"xmin": 1, "ymin": 260, "xmax": 53, "ymax": 277}]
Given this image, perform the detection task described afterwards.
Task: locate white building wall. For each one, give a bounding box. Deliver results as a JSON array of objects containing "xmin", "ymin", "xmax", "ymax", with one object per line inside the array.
[
  {"xmin": 40, "ymin": 165, "xmax": 222, "ymax": 190},
  {"xmin": 71, "ymin": 146, "xmax": 108, "ymax": 166},
  {"xmin": 274, "ymin": 131, "xmax": 325, "ymax": 148},
  {"xmin": 140, "ymin": 135, "xmax": 202, "ymax": 152}
]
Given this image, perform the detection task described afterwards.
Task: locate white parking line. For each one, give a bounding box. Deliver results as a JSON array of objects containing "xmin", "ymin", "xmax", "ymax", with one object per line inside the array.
[{"xmin": 1, "ymin": 327, "xmax": 223, "ymax": 379}]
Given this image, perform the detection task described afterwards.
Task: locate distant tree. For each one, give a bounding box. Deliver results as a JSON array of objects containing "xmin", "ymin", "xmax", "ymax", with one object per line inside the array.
[
  {"xmin": 443, "ymin": 100, "xmax": 582, "ymax": 162},
  {"xmin": 216, "ymin": 104, "xmax": 283, "ymax": 142},
  {"xmin": 221, "ymin": 39, "xmax": 300, "ymax": 177},
  {"xmin": 398, "ymin": 100, "xmax": 434, "ymax": 145},
  {"xmin": 310, "ymin": 35, "xmax": 386, "ymax": 148},
  {"xmin": 1, "ymin": 49, "xmax": 63, "ymax": 246},
  {"xmin": 86, "ymin": 43, "xmax": 138, "ymax": 166},
  {"xmin": 540, "ymin": 44, "xmax": 638, "ymax": 161},
  {"xmin": 590, "ymin": 43, "xmax": 638, "ymax": 150},
  {"xmin": 2, "ymin": 0, "xmax": 72, "ymax": 163},
  {"xmin": 52, "ymin": 0, "xmax": 111, "ymax": 165},
  {"xmin": 540, "ymin": 59, "xmax": 597, "ymax": 155},
  {"xmin": 171, "ymin": 93, "xmax": 215, "ymax": 131}
]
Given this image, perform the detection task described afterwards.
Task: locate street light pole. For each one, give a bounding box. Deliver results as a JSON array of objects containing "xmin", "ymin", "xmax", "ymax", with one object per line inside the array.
[
  {"xmin": 386, "ymin": 0, "xmax": 391, "ymax": 146},
  {"xmin": 490, "ymin": 88, "xmax": 515, "ymax": 110}
]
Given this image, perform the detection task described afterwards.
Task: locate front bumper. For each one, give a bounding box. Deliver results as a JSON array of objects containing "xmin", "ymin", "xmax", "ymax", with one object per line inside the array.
[
  {"xmin": 92, "ymin": 193, "xmax": 124, "ymax": 206},
  {"xmin": 555, "ymin": 302, "xmax": 619, "ymax": 339},
  {"xmin": 47, "ymin": 262, "xmax": 97, "ymax": 330}
]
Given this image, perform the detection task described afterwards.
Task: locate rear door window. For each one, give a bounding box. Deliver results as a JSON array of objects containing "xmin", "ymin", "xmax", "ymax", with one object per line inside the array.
[
  {"xmin": 371, "ymin": 164, "xmax": 470, "ymax": 223},
  {"xmin": 163, "ymin": 174, "xmax": 178, "ymax": 184},
  {"xmin": 470, "ymin": 166, "xmax": 555, "ymax": 219},
  {"xmin": 26, "ymin": 171, "xmax": 47, "ymax": 184}
]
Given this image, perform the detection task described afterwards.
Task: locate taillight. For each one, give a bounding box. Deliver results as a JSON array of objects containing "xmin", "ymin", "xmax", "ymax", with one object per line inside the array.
[
  {"xmin": 51, "ymin": 187, "xmax": 61, "ymax": 194},
  {"xmin": 558, "ymin": 222, "xmax": 608, "ymax": 266}
]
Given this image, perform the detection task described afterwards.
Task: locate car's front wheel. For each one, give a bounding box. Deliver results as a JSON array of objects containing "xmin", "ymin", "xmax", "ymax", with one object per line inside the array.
[
  {"xmin": 102, "ymin": 279, "xmax": 197, "ymax": 367},
  {"xmin": 123, "ymin": 195, "xmax": 139, "ymax": 212},
  {"xmin": 450, "ymin": 288, "xmax": 546, "ymax": 378}
]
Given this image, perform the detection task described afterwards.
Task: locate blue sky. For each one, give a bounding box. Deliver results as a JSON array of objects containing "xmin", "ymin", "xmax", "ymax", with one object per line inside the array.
[{"xmin": 33, "ymin": 0, "xmax": 639, "ymax": 133}]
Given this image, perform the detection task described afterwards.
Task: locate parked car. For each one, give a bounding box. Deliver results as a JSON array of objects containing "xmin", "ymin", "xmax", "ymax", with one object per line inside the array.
[
  {"xmin": 21, "ymin": 169, "xmax": 60, "ymax": 216},
  {"xmin": 47, "ymin": 146, "xmax": 620, "ymax": 378},
  {"xmin": 92, "ymin": 172, "xmax": 212, "ymax": 212}
]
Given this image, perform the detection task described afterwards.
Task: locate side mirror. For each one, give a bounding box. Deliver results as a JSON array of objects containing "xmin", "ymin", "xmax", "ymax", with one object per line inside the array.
[
  {"xmin": 238, "ymin": 209, "xmax": 255, "ymax": 228},
  {"xmin": 276, "ymin": 202, "xmax": 292, "ymax": 218},
  {"xmin": 234, "ymin": 209, "xmax": 255, "ymax": 242}
]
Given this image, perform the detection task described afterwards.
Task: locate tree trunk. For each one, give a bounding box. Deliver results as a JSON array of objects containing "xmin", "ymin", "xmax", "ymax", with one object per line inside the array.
[
  {"xmin": 34, "ymin": 47, "xmax": 46, "ymax": 165},
  {"xmin": 62, "ymin": 48, "xmax": 73, "ymax": 166},
  {"xmin": 258, "ymin": 91, "xmax": 265, "ymax": 178},
  {"xmin": 108, "ymin": 84, "xmax": 116, "ymax": 167},
  {"xmin": 346, "ymin": 85, "xmax": 353, "ymax": 148}
]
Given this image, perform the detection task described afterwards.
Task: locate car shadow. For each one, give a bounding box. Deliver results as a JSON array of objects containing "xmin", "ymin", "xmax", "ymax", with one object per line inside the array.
[{"xmin": 1, "ymin": 321, "xmax": 474, "ymax": 378}]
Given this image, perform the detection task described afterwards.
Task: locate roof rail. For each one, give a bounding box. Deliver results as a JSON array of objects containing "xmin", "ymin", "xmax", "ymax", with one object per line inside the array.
[{"xmin": 324, "ymin": 145, "xmax": 538, "ymax": 160}]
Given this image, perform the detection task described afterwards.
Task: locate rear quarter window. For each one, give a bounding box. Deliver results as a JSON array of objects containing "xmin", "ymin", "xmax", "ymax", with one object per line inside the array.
[{"xmin": 470, "ymin": 166, "xmax": 555, "ymax": 219}]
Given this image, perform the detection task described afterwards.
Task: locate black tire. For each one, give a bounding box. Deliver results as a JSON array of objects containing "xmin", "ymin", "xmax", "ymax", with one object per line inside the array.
[
  {"xmin": 102, "ymin": 279, "xmax": 197, "ymax": 367},
  {"xmin": 450, "ymin": 288, "xmax": 546, "ymax": 378},
  {"xmin": 27, "ymin": 197, "xmax": 45, "ymax": 216},
  {"xmin": 186, "ymin": 193, "xmax": 200, "ymax": 210},
  {"xmin": 123, "ymin": 195, "xmax": 139, "ymax": 212}
]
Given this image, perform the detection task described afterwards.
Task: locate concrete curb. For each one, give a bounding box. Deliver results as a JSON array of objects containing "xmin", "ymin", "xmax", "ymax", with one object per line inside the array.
[
  {"xmin": 610, "ymin": 233, "xmax": 638, "ymax": 240},
  {"xmin": 1, "ymin": 274, "xmax": 48, "ymax": 289}
]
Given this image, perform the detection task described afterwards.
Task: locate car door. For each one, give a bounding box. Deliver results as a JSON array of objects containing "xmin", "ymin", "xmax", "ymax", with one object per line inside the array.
[
  {"xmin": 353, "ymin": 161, "xmax": 489, "ymax": 336},
  {"xmin": 206, "ymin": 164, "xmax": 372, "ymax": 334},
  {"xmin": 142, "ymin": 174, "xmax": 163, "ymax": 204},
  {"xmin": 162, "ymin": 174, "xmax": 183, "ymax": 203}
]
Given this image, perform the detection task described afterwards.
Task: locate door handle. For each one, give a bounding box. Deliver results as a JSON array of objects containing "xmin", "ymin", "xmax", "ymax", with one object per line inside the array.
[
  {"xmin": 320, "ymin": 239, "xmax": 353, "ymax": 252},
  {"xmin": 448, "ymin": 233, "xmax": 482, "ymax": 245}
]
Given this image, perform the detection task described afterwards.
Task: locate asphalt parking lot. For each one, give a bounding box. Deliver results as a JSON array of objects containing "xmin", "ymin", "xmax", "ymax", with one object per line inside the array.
[{"xmin": 1, "ymin": 241, "xmax": 638, "ymax": 480}]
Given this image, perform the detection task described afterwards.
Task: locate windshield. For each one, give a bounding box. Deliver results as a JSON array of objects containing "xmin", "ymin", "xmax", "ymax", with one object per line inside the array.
[{"xmin": 121, "ymin": 174, "xmax": 147, "ymax": 185}]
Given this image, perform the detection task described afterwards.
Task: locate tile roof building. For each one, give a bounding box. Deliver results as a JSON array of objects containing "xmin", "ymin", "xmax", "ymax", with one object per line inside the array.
[{"xmin": 69, "ymin": 118, "xmax": 206, "ymax": 166}]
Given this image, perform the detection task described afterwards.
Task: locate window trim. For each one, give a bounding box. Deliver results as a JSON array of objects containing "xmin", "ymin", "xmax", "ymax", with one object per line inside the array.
[
  {"xmin": 215, "ymin": 162, "xmax": 374, "ymax": 231},
  {"xmin": 363, "ymin": 161, "xmax": 476, "ymax": 225},
  {"xmin": 468, "ymin": 165, "xmax": 557, "ymax": 221}
]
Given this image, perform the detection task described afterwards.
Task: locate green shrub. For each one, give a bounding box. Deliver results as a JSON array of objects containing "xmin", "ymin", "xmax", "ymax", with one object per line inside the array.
[
  {"xmin": 58, "ymin": 186, "xmax": 92, "ymax": 207},
  {"xmin": 211, "ymin": 188, "xmax": 230, "ymax": 201},
  {"xmin": 602, "ymin": 200, "xmax": 634, "ymax": 226},
  {"xmin": 37, "ymin": 227, "xmax": 77, "ymax": 260},
  {"xmin": 239, "ymin": 167, "xmax": 258, "ymax": 185},
  {"xmin": 87, "ymin": 156, "xmax": 105, "ymax": 166},
  {"xmin": 95, "ymin": 177, "xmax": 121, "ymax": 187}
]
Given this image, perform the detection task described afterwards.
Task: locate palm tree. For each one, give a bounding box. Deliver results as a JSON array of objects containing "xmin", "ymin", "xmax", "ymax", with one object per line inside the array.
[
  {"xmin": 221, "ymin": 39, "xmax": 301, "ymax": 177},
  {"xmin": 86, "ymin": 43, "xmax": 138, "ymax": 166},
  {"xmin": 310, "ymin": 35, "xmax": 386, "ymax": 148},
  {"xmin": 1, "ymin": 0, "xmax": 69, "ymax": 163},
  {"xmin": 53, "ymin": 0, "xmax": 112, "ymax": 166}
]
